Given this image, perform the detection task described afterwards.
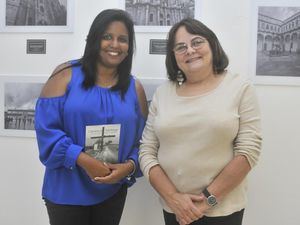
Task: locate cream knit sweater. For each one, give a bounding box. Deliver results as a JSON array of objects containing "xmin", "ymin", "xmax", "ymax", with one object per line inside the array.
[{"xmin": 139, "ymin": 72, "xmax": 262, "ymax": 217}]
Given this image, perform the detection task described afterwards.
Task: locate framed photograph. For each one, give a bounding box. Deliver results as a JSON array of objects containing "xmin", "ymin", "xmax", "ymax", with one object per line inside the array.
[
  {"xmin": 0, "ymin": 75, "xmax": 47, "ymax": 137},
  {"xmin": 250, "ymin": 0, "xmax": 300, "ymax": 85},
  {"xmin": 0, "ymin": 0, "xmax": 74, "ymax": 32},
  {"xmin": 120, "ymin": 0, "xmax": 202, "ymax": 32},
  {"xmin": 139, "ymin": 77, "xmax": 166, "ymax": 106}
]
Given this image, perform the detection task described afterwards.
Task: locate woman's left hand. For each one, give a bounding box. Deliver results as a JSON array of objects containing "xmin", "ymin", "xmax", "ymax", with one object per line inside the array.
[
  {"xmin": 93, "ymin": 162, "xmax": 133, "ymax": 184},
  {"xmin": 176, "ymin": 195, "xmax": 211, "ymax": 225}
]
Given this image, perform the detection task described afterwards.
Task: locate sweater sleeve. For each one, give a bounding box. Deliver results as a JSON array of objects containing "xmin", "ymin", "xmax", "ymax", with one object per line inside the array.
[
  {"xmin": 139, "ymin": 90, "xmax": 160, "ymax": 180},
  {"xmin": 233, "ymin": 83, "xmax": 262, "ymax": 168},
  {"xmin": 35, "ymin": 95, "xmax": 83, "ymax": 170}
]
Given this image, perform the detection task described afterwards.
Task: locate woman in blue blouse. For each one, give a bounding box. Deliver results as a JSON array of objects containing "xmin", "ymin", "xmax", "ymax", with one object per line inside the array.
[{"xmin": 35, "ymin": 9, "xmax": 148, "ymax": 225}]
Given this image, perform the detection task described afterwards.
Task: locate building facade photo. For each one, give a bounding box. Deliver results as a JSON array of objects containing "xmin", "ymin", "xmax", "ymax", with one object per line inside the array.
[
  {"xmin": 256, "ymin": 7, "xmax": 300, "ymax": 76},
  {"xmin": 125, "ymin": 0, "xmax": 195, "ymax": 26},
  {"xmin": 6, "ymin": 0, "xmax": 67, "ymax": 26}
]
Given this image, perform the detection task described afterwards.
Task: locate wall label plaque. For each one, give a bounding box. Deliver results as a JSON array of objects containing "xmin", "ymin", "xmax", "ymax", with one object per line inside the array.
[
  {"xmin": 149, "ymin": 39, "xmax": 167, "ymax": 55},
  {"xmin": 26, "ymin": 39, "xmax": 46, "ymax": 54}
]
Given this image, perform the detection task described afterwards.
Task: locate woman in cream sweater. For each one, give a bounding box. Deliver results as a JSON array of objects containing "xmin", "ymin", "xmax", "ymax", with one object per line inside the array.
[{"xmin": 139, "ymin": 18, "xmax": 262, "ymax": 225}]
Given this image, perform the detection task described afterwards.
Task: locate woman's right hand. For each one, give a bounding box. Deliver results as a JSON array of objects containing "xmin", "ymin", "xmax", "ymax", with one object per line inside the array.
[
  {"xmin": 147, "ymin": 166, "xmax": 205, "ymax": 224},
  {"xmin": 165, "ymin": 192, "xmax": 204, "ymax": 225},
  {"xmin": 77, "ymin": 152, "xmax": 111, "ymax": 179}
]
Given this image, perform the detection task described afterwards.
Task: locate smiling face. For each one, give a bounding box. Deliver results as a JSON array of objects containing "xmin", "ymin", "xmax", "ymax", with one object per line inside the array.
[
  {"xmin": 174, "ymin": 26, "xmax": 213, "ymax": 77},
  {"xmin": 99, "ymin": 21, "xmax": 129, "ymax": 69}
]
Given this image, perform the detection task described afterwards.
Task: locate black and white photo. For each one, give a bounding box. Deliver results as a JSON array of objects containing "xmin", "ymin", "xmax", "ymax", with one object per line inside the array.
[
  {"xmin": 4, "ymin": 82, "xmax": 43, "ymax": 130},
  {"xmin": 0, "ymin": 0, "xmax": 74, "ymax": 32},
  {"xmin": 126, "ymin": 0, "xmax": 194, "ymax": 26},
  {"xmin": 251, "ymin": 0, "xmax": 300, "ymax": 85},
  {"xmin": 85, "ymin": 124, "xmax": 121, "ymax": 164},
  {"xmin": 6, "ymin": 0, "xmax": 67, "ymax": 26},
  {"xmin": 256, "ymin": 6, "xmax": 300, "ymax": 77},
  {"xmin": 121, "ymin": 0, "xmax": 201, "ymax": 32},
  {"xmin": 0, "ymin": 75, "xmax": 47, "ymax": 137}
]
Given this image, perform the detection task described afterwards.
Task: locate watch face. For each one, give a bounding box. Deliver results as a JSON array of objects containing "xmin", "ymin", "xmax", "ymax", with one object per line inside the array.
[{"xmin": 207, "ymin": 196, "xmax": 217, "ymax": 206}]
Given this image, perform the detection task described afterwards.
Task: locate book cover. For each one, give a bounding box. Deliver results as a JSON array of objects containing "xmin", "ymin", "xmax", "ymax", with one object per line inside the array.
[{"xmin": 85, "ymin": 124, "xmax": 121, "ymax": 164}]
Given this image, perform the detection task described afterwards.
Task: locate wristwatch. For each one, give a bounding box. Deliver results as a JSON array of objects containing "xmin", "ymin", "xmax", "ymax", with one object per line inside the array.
[{"xmin": 202, "ymin": 188, "xmax": 218, "ymax": 207}]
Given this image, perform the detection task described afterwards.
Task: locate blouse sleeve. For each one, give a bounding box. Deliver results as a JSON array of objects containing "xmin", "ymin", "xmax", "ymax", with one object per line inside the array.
[
  {"xmin": 139, "ymin": 91, "xmax": 160, "ymax": 180},
  {"xmin": 233, "ymin": 83, "xmax": 262, "ymax": 168},
  {"xmin": 124, "ymin": 97, "xmax": 146, "ymax": 187},
  {"xmin": 35, "ymin": 95, "xmax": 83, "ymax": 170},
  {"xmin": 127, "ymin": 110, "xmax": 145, "ymax": 179}
]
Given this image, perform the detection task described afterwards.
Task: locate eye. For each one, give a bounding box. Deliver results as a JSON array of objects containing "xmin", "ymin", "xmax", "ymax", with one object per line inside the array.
[
  {"xmin": 102, "ymin": 33, "xmax": 112, "ymax": 40},
  {"xmin": 192, "ymin": 38, "xmax": 206, "ymax": 48},
  {"xmin": 118, "ymin": 36, "xmax": 129, "ymax": 43},
  {"xmin": 174, "ymin": 44, "xmax": 187, "ymax": 53}
]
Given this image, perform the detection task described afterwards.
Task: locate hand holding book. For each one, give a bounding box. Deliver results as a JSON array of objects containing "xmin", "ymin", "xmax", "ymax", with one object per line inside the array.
[
  {"xmin": 93, "ymin": 161, "xmax": 134, "ymax": 184},
  {"xmin": 77, "ymin": 152, "xmax": 111, "ymax": 179}
]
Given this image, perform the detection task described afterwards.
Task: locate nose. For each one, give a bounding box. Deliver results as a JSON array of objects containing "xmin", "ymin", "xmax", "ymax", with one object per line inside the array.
[
  {"xmin": 110, "ymin": 38, "xmax": 119, "ymax": 48},
  {"xmin": 186, "ymin": 45, "xmax": 196, "ymax": 55}
]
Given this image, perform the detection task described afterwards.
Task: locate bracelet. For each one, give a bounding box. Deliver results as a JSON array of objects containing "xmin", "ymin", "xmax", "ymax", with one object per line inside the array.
[{"xmin": 125, "ymin": 159, "xmax": 136, "ymax": 177}]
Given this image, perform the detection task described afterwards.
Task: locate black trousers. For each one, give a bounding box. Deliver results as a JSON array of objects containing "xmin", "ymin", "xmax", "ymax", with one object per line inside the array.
[
  {"xmin": 163, "ymin": 209, "xmax": 244, "ymax": 225},
  {"xmin": 44, "ymin": 185, "xmax": 127, "ymax": 225}
]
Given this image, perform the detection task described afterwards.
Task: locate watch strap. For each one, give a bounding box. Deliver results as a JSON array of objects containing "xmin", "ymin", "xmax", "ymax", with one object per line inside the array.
[{"xmin": 203, "ymin": 188, "xmax": 211, "ymax": 198}]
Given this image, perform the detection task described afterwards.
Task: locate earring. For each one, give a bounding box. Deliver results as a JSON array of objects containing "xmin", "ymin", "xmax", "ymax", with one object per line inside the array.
[{"xmin": 176, "ymin": 70, "xmax": 184, "ymax": 86}]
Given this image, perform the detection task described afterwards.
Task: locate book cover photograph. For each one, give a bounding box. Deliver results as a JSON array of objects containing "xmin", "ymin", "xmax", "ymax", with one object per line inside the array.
[{"xmin": 85, "ymin": 124, "xmax": 121, "ymax": 164}]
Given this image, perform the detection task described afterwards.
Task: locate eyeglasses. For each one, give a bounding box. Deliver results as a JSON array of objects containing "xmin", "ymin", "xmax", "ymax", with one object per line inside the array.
[{"xmin": 173, "ymin": 37, "xmax": 206, "ymax": 55}]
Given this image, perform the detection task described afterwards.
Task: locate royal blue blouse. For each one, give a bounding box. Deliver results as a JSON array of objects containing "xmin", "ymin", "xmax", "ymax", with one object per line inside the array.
[{"xmin": 35, "ymin": 63, "xmax": 145, "ymax": 205}]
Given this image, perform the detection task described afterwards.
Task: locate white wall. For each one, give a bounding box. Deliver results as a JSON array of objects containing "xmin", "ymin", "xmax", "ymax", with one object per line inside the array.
[{"xmin": 0, "ymin": 0, "xmax": 299, "ymax": 225}]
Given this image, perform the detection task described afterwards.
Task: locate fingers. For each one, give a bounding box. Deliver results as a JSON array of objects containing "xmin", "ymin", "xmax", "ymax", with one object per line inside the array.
[
  {"xmin": 188, "ymin": 194, "xmax": 205, "ymax": 219},
  {"xmin": 176, "ymin": 215, "xmax": 188, "ymax": 225},
  {"xmin": 92, "ymin": 167, "xmax": 121, "ymax": 184},
  {"xmin": 93, "ymin": 175, "xmax": 111, "ymax": 183},
  {"xmin": 190, "ymin": 206, "xmax": 204, "ymax": 222},
  {"xmin": 177, "ymin": 209, "xmax": 202, "ymax": 225},
  {"xmin": 104, "ymin": 162, "xmax": 115, "ymax": 169},
  {"xmin": 184, "ymin": 207, "xmax": 199, "ymax": 223},
  {"xmin": 171, "ymin": 194, "xmax": 200, "ymax": 223},
  {"xmin": 93, "ymin": 169, "xmax": 116, "ymax": 182},
  {"xmin": 189, "ymin": 194, "xmax": 205, "ymax": 202},
  {"xmin": 173, "ymin": 194, "xmax": 205, "ymax": 224}
]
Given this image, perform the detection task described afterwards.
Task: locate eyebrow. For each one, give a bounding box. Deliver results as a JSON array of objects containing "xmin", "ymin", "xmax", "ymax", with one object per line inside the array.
[
  {"xmin": 191, "ymin": 36, "xmax": 205, "ymax": 41},
  {"xmin": 175, "ymin": 36, "xmax": 205, "ymax": 45},
  {"xmin": 119, "ymin": 34, "xmax": 129, "ymax": 38},
  {"xmin": 104, "ymin": 32, "xmax": 128, "ymax": 37}
]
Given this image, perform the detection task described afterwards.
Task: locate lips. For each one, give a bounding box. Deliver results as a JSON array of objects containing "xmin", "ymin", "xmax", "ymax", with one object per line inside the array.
[
  {"xmin": 185, "ymin": 56, "xmax": 201, "ymax": 63},
  {"xmin": 106, "ymin": 50, "xmax": 122, "ymax": 56}
]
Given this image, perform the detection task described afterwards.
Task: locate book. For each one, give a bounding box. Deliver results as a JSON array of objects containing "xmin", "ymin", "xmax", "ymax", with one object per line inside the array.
[{"xmin": 85, "ymin": 124, "xmax": 121, "ymax": 164}]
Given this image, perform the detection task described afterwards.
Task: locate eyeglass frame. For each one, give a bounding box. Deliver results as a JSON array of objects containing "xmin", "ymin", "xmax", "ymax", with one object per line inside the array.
[{"xmin": 173, "ymin": 36, "xmax": 207, "ymax": 55}]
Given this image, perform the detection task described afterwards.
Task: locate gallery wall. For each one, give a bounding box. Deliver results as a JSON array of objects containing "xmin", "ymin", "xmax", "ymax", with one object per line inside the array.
[{"xmin": 0, "ymin": 0, "xmax": 299, "ymax": 225}]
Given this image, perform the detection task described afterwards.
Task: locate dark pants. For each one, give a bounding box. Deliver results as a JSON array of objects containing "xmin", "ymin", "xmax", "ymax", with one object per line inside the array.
[
  {"xmin": 163, "ymin": 209, "xmax": 244, "ymax": 225},
  {"xmin": 44, "ymin": 185, "xmax": 127, "ymax": 225}
]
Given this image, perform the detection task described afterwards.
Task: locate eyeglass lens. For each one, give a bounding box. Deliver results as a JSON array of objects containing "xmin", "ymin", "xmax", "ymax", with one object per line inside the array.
[{"xmin": 174, "ymin": 37, "xmax": 206, "ymax": 54}]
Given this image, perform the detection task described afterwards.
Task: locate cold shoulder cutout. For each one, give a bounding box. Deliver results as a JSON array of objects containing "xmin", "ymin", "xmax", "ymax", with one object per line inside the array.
[
  {"xmin": 51, "ymin": 61, "xmax": 72, "ymax": 76},
  {"xmin": 40, "ymin": 63, "xmax": 72, "ymax": 98},
  {"xmin": 135, "ymin": 79, "xmax": 148, "ymax": 119}
]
